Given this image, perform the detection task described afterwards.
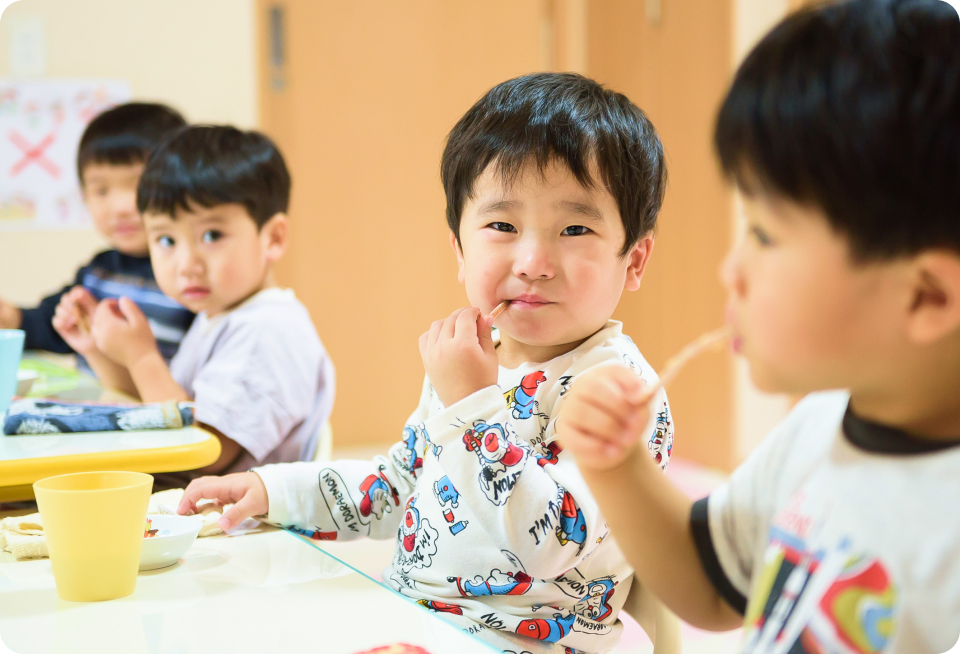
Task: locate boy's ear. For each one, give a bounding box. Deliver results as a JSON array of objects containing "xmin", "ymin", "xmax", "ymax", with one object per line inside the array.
[
  {"xmin": 449, "ymin": 231, "xmax": 465, "ymax": 285},
  {"xmin": 623, "ymin": 235, "xmax": 655, "ymax": 292},
  {"xmin": 905, "ymin": 251, "xmax": 960, "ymax": 345},
  {"xmin": 261, "ymin": 213, "xmax": 289, "ymax": 263}
]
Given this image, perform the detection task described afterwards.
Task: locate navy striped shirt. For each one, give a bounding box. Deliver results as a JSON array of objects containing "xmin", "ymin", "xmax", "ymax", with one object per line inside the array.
[{"xmin": 19, "ymin": 250, "xmax": 194, "ymax": 362}]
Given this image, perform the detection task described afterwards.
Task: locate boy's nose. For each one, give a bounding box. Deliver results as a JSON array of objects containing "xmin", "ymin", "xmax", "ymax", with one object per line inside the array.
[
  {"xmin": 720, "ymin": 246, "xmax": 745, "ymax": 298},
  {"xmin": 112, "ymin": 189, "xmax": 138, "ymax": 217},
  {"xmin": 512, "ymin": 240, "xmax": 556, "ymax": 280}
]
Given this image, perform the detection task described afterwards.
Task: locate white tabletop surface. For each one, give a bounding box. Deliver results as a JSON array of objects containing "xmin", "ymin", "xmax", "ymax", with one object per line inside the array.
[
  {"xmin": 0, "ymin": 426, "xmax": 210, "ymax": 461},
  {"xmin": 0, "ymin": 524, "xmax": 497, "ymax": 654}
]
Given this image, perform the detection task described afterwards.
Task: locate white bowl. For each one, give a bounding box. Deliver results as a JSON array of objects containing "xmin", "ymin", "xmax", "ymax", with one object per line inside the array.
[
  {"xmin": 16, "ymin": 370, "xmax": 38, "ymax": 397},
  {"xmin": 140, "ymin": 514, "xmax": 204, "ymax": 571}
]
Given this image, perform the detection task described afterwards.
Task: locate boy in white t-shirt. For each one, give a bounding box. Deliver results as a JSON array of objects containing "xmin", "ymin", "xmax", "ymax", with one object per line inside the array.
[
  {"xmin": 178, "ymin": 73, "xmax": 673, "ymax": 654},
  {"xmin": 559, "ymin": 2, "xmax": 960, "ymax": 653},
  {"xmin": 58, "ymin": 126, "xmax": 335, "ymax": 477}
]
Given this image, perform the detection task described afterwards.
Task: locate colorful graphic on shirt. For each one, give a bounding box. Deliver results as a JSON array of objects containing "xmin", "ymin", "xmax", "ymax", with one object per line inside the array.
[
  {"xmin": 318, "ymin": 469, "xmax": 369, "ymax": 534},
  {"xmin": 742, "ymin": 526, "xmax": 899, "ymax": 654},
  {"xmin": 648, "ymin": 409, "xmax": 673, "ymax": 467},
  {"xmin": 535, "ymin": 440, "xmax": 563, "ymax": 468},
  {"xmin": 448, "ymin": 568, "xmax": 534, "ymax": 597},
  {"xmin": 393, "ymin": 496, "xmax": 439, "ymax": 573},
  {"xmin": 463, "ymin": 420, "xmax": 529, "ymax": 506},
  {"xmin": 402, "ymin": 426, "xmax": 424, "ymax": 474},
  {"xmin": 556, "ymin": 491, "xmax": 588, "ymax": 553},
  {"xmin": 421, "ymin": 422, "xmax": 442, "ymax": 457},
  {"xmin": 433, "ymin": 475, "xmax": 469, "ymax": 535},
  {"xmin": 358, "ymin": 465, "xmax": 401, "ymax": 520},
  {"xmin": 517, "ymin": 610, "xmax": 577, "ymax": 643},
  {"xmin": 417, "ymin": 599, "xmax": 464, "ymax": 615},
  {"xmin": 504, "ymin": 371, "xmax": 547, "ymax": 419},
  {"xmin": 572, "ymin": 578, "xmax": 617, "ymax": 621},
  {"xmin": 287, "ymin": 525, "xmax": 338, "ymax": 541}
]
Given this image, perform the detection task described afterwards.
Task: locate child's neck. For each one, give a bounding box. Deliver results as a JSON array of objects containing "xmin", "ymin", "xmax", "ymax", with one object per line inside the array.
[
  {"xmin": 848, "ymin": 351, "xmax": 960, "ymax": 441},
  {"xmin": 496, "ymin": 331, "xmax": 594, "ymax": 370}
]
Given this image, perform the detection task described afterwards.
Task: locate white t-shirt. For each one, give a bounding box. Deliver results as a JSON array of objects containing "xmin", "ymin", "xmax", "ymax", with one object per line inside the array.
[
  {"xmin": 255, "ymin": 321, "xmax": 673, "ymax": 654},
  {"xmin": 693, "ymin": 391, "xmax": 960, "ymax": 654},
  {"xmin": 170, "ymin": 288, "xmax": 335, "ymax": 474}
]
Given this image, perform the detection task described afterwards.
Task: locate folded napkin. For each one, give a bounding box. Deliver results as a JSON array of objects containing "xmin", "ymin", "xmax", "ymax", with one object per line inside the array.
[
  {"xmin": 0, "ymin": 489, "xmax": 228, "ymax": 561},
  {"xmin": 3, "ymin": 398, "xmax": 193, "ymax": 435}
]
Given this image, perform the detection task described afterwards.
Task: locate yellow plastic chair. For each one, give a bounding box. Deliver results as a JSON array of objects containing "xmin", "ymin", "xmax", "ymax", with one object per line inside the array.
[
  {"xmin": 313, "ymin": 420, "xmax": 334, "ymax": 462},
  {"xmin": 620, "ymin": 580, "xmax": 683, "ymax": 654}
]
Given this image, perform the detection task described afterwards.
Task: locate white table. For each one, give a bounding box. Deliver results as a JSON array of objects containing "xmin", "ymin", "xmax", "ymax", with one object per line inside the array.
[{"xmin": 0, "ymin": 524, "xmax": 497, "ymax": 654}]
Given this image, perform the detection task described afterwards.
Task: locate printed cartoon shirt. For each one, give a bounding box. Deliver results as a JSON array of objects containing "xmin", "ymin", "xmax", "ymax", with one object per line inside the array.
[
  {"xmin": 692, "ymin": 391, "xmax": 960, "ymax": 654},
  {"xmin": 254, "ymin": 320, "xmax": 673, "ymax": 654}
]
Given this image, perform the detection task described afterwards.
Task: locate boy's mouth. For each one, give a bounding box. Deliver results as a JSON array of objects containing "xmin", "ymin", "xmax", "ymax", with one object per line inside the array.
[
  {"xmin": 182, "ymin": 286, "xmax": 211, "ymax": 301},
  {"xmin": 509, "ymin": 293, "xmax": 552, "ymax": 310}
]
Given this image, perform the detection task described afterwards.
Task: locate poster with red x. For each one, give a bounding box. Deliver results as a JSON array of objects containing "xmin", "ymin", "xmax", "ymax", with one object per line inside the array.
[{"xmin": 0, "ymin": 79, "xmax": 130, "ymax": 231}]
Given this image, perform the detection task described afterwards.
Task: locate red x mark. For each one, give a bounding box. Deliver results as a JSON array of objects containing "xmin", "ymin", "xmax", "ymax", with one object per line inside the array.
[{"xmin": 9, "ymin": 130, "xmax": 61, "ymax": 178}]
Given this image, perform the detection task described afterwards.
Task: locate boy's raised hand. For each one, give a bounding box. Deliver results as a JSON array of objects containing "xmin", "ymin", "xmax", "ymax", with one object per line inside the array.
[
  {"xmin": 178, "ymin": 472, "xmax": 269, "ymax": 532},
  {"xmin": 419, "ymin": 307, "xmax": 498, "ymax": 408},
  {"xmin": 92, "ymin": 296, "xmax": 158, "ymax": 367},
  {"xmin": 0, "ymin": 298, "xmax": 21, "ymax": 330},
  {"xmin": 52, "ymin": 286, "xmax": 99, "ymax": 355},
  {"xmin": 558, "ymin": 365, "xmax": 652, "ymax": 470}
]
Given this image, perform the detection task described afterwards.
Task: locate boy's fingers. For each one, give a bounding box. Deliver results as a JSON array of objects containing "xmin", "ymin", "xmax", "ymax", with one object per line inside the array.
[
  {"xmin": 117, "ymin": 296, "xmax": 144, "ymax": 324},
  {"xmin": 565, "ymin": 399, "xmax": 632, "ymax": 438},
  {"xmin": 73, "ymin": 288, "xmax": 97, "ymax": 315},
  {"xmin": 441, "ymin": 308, "xmax": 466, "ymax": 341},
  {"xmin": 454, "ymin": 307, "xmax": 481, "ymax": 341},
  {"xmin": 218, "ymin": 493, "xmax": 262, "ymax": 531},
  {"xmin": 477, "ymin": 314, "xmax": 495, "ymax": 354},
  {"xmin": 428, "ymin": 319, "xmax": 444, "ymax": 349}
]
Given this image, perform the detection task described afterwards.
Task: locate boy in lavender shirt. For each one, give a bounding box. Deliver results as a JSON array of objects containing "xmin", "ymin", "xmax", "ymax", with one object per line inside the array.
[{"xmin": 55, "ymin": 126, "xmax": 335, "ymax": 478}]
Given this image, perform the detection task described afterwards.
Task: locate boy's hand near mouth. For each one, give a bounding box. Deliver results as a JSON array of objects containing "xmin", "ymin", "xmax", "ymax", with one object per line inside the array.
[{"xmin": 419, "ymin": 306, "xmax": 498, "ymax": 408}]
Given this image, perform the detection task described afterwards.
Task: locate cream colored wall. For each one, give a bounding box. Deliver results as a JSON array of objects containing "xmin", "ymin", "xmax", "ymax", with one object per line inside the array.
[
  {"xmin": 732, "ymin": 0, "xmax": 793, "ymax": 462},
  {"xmin": 0, "ymin": 0, "xmax": 256, "ymax": 305}
]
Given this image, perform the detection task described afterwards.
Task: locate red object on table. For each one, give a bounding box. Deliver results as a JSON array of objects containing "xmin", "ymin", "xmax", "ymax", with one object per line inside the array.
[{"xmin": 353, "ymin": 645, "xmax": 432, "ymax": 654}]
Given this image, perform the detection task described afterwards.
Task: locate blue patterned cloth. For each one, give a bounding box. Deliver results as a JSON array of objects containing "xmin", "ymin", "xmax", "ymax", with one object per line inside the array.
[{"xmin": 3, "ymin": 398, "xmax": 194, "ymax": 435}]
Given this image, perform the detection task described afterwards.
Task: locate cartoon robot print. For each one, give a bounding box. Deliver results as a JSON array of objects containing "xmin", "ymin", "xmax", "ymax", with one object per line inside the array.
[
  {"xmin": 516, "ymin": 609, "xmax": 577, "ymax": 644},
  {"xmin": 287, "ymin": 525, "xmax": 338, "ymax": 541},
  {"xmin": 504, "ymin": 371, "xmax": 546, "ymax": 419},
  {"xmin": 394, "ymin": 495, "xmax": 439, "ymax": 574},
  {"xmin": 535, "ymin": 440, "xmax": 563, "ymax": 468},
  {"xmin": 572, "ymin": 578, "xmax": 617, "ymax": 621},
  {"xmin": 417, "ymin": 600, "xmax": 464, "ymax": 615},
  {"xmin": 359, "ymin": 465, "xmax": 401, "ymax": 520},
  {"xmin": 648, "ymin": 409, "xmax": 673, "ymax": 467},
  {"xmin": 433, "ymin": 475, "xmax": 468, "ymax": 535},
  {"xmin": 403, "ymin": 426, "xmax": 424, "ymax": 472},
  {"xmin": 556, "ymin": 490, "xmax": 587, "ymax": 554},
  {"xmin": 447, "ymin": 563, "xmax": 533, "ymax": 597},
  {"xmin": 463, "ymin": 421, "xmax": 529, "ymax": 506}
]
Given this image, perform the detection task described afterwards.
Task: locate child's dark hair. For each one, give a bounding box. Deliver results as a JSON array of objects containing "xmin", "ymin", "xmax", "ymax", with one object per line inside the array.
[
  {"xmin": 441, "ymin": 73, "xmax": 666, "ymax": 255},
  {"xmin": 77, "ymin": 103, "xmax": 186, "ymax": 182},
  {"xmin": 715, "ymin": 0, "xmax": 960, "ymax": 261},
  {"xmin": 137, "ymin": 125, "xmax": 290, "ymax": 229}
]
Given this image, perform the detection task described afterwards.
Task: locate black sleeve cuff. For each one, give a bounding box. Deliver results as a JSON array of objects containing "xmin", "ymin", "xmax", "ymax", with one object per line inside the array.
[
  {"xmin": 19, "ymin": 306, "xmax": 71, "ymax": 353},
  {"xmin": 690, "ymin": 497, "xmax": 747, "ymax": 615}
]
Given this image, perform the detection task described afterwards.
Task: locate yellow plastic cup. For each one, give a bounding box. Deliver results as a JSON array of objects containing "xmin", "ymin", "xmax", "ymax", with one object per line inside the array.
[{"xmin": 34, "ymin": 471, "xmax": 153, "ymax": 602}]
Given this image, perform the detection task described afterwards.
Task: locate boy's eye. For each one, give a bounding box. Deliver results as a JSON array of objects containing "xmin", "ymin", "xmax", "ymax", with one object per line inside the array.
[
  {"xmin": 94, "ymin": 187, "xmax": 109, "ymax": 197},
  {"xmin": 487, "ymin": 222, "xmax": 517, "ymax": 233},
  {"xmin": 749, "ymin": 225, "xmax": 774, "ymax": 246},
  {"xmin": 157, "ymin": 235, "xmax": 175, "ymax": 248},
  {"xmin": 562, "ymin": 225, "xmax": 590, "ymax": 236},
  {"xmin": 202, "ymin": 230, "xmax": 223, "ymax": 243}
]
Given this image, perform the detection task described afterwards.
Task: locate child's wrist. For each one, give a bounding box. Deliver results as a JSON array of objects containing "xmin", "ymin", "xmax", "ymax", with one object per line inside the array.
[{"xmin": 128, "ymin": 349, "xmax": 165, "ymax": 379}]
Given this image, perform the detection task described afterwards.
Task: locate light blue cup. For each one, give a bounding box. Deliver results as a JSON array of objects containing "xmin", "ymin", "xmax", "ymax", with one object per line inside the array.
[{"xmin": 0, "ymin": 330, "xmax": 26, "ymax": 419}]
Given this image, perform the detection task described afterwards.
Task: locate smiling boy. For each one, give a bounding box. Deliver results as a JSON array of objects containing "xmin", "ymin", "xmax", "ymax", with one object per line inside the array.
[
  {"xmin": 58, "ymin": 126, "xmax": 335, "ymax": 477},
  {"xmin": 178, "ymin": 73, "xmax": 671, "ymax": 653},
  {"xmin": 558, "ymin": 2, "xmax": 960, "ymax": 653}
]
